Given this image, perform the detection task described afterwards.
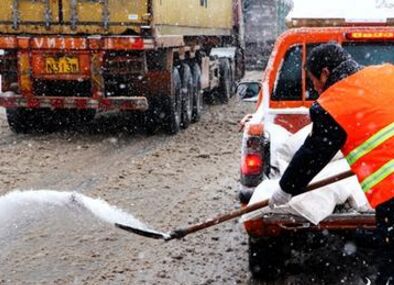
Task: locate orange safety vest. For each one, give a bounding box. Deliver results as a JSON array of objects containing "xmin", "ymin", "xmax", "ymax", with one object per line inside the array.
[{"xmin": 318, "ymin": 64, "xmax": 394, "ymax": 208}]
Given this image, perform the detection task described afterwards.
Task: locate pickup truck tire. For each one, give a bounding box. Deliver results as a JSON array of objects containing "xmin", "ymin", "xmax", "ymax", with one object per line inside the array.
[
  {"xmin": 191, "ymin": 63, "xmax": 203, "ymax": 122},
  {"xmin": 163, "ymin": 67, "xmax": 182, "ymax": 135},
  {"xmin": 248, "ymin": 237, "xmax": 286, "ymax": 281},
  {"xmin": 180, "ymin": 63, "xmax": 193, "ymax": 129},
  {"xmin": 218, "ymin": 58, "xmax": 232, "ymax": 103}
]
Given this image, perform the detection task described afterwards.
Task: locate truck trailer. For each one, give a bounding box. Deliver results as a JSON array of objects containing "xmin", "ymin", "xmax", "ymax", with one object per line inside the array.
[{"xmin": 0, "ymin": 0, "xmax": 245, "ymax": 134}]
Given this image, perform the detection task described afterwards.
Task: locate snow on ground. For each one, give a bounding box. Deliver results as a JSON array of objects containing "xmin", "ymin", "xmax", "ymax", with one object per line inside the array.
[{"xmin": 0, "ymin": 73, "xmax": 378, "ymax": 284}]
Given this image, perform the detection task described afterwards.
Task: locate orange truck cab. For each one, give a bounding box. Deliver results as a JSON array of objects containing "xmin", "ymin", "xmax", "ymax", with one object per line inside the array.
[{"xmin": 239, "ymin": 17, "xmax": 394, "ymax": 280}]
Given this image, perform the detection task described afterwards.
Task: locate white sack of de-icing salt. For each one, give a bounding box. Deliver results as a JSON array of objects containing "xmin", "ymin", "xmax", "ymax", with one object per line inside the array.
[
  {"xmin": 242, "ymin": 123, "xmax": 372, "ymax": 224},
  {"xmin": 243, "ymin": 159, "xmax": 371, "ymax": 225},
  {"xmin": 264, "ymin": 123, "xmax": 291, "ymax": 170},
  {"xmin": 288, "ymin": 158, "xmax": 371, "ymax": 224},
  {"xmin": 271, "ymin": 123, "xmax": 343, "ymax": 174}
]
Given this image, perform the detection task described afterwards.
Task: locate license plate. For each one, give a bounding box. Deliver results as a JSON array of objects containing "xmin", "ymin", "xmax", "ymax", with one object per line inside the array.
[{"xmin": 45, "ymin": 56, "xmax": 80, "ymax": 74}]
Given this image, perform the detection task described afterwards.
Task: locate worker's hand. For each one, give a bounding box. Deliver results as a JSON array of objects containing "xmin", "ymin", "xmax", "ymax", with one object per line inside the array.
[{"xmin": 269, "ymin": 186, "xmax": 292, "ymax": 209}]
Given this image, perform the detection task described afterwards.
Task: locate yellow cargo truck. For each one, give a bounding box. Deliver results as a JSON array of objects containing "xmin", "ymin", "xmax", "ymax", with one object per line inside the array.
[{"xmin": 0, "ymin": 0, "xmax": 245, "ymax": 134}]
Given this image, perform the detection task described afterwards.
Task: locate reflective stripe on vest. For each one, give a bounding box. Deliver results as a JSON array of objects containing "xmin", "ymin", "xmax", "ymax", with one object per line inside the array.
[
  {"xmin": 317, "ymin": 64, "xmax": 394, "ymax": 208},
  {"xmin": 344, "ymin": 122, "xmax": 394, "ymax": 193},
  {"xmin": 346, "ymin": 122, "xmax": 394, "ymax": 166},
  {"xmin": 360, "ymin": 160, "xmax": 394, "ymax": 192}
]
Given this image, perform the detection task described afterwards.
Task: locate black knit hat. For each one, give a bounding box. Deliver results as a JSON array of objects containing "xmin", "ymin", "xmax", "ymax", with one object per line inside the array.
[{"xmin": 305, "ymin": 43, "xmax": 352, "ymax": 77}]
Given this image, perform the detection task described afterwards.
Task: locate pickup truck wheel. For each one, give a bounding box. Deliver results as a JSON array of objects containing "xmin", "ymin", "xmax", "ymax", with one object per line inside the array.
[
  {"xmin": 191, "ymin": 63, "xmax": 203, "ymax": 122},
  {"xmin": 248, "ymin": 237, "xmax": 286, "ymax": 281},
  {"xmin": 180, "ymin": 63, "xmax": 193, "ymax": 129},
  {"xmin": 163, "ymin": 67, "xmax": 182, "ymax": 135},
  {"xmin": 218, "ymin": 58, "xmax": 232, "ymax": 103}
]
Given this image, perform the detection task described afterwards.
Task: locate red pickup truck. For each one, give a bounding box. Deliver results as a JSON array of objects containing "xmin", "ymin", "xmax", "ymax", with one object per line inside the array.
[{"xmin": 238, "ymin": 19, "xmax": 394, "ymax": 280}]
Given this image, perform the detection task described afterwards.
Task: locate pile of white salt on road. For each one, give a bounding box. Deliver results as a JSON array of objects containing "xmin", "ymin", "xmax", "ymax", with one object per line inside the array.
[{"xmin": 0, "ymin": 190, "xmax": 148, "ymax": 231}]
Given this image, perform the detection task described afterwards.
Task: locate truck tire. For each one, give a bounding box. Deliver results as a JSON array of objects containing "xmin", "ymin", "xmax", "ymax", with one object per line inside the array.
[
  {"xmin": 248, "ymin": 237, "xmax": 286, "ymax": 281},
  {"xmin": 6, "ymin": 108, "xmax": 31, "ymax": 133},
  {"xmin": 56, "ymin": 109, "xmax": 96, "ymax": 128},
  {"xmin": 191, "ymin": 63, "xmax": 203, "ymax": 122},
  {"xmin": 143, "ymin": 98, "xmax": 160, "ymax": 135},
  {"xmin": 76, "ymin": 109, "xmax": 96, "ymax": 123},
  {"xmin": 6, "ymin": 108, "xmax": 55, "ymax": 134},
  {"xmin": 229, "ymin": 64, "xmax": 237, "ymax": 96},
  {"xmin": 218, "ymin": 58, "xmax": 232, "ymax": 103},
  {"xmin": 163, "ymin": 67, "xmax": 182, "ymax": 135},
  {"xmin": 180, "ymin": 63, "xmax": 193, "ymax": 129}
]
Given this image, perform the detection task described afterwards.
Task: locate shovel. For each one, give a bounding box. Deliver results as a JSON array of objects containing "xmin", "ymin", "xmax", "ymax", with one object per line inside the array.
[{"xmin": 115, "ymin": 170, "xmax": 355, "ymax": 241}]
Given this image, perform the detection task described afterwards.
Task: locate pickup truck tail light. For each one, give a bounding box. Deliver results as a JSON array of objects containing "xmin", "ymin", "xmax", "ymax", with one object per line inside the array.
[
  {"xmin": 241, "ymin": 153, "xmax": 262, "ymax": 176},
  {"xmin": 240, "ymin": 123, "xmax": 269, "ymax": 188}
]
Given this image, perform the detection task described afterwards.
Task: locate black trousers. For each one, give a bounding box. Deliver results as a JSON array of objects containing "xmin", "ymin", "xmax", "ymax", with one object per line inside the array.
[{"xmin": 376, "ymin": 198, "xmax": 394, "ymax": 285}]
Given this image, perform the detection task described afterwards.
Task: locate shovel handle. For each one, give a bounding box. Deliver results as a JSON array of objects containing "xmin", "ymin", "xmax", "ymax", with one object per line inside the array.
[{"xmin": 168, "ymin": 170, "xmax": 355, "ymax": 240}]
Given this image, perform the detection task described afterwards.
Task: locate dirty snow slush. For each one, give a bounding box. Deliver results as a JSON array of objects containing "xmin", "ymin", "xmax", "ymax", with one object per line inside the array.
[{"xmin": 0, "ymin": 89, "xmax": 377, "ymax": 284}]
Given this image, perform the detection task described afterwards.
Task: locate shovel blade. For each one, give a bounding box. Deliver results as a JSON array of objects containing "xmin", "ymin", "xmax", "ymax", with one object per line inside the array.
[{"xmin": 115, "ymin": 223, "xmax": 170, "ymax": 240}]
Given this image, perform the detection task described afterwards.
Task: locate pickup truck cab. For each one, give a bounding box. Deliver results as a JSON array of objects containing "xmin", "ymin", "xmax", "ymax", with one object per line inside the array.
[{"xmin": 239, "ymin": 18, "xmax": 394, "ymax": 280}]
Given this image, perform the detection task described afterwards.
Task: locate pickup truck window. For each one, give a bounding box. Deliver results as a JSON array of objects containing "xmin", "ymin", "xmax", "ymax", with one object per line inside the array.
[
  {"xmin": 305, "ymin": 42, "xmax": 394, "ymax": 101},
  {"xmin": 343, "ymin": 42, "xmax": 394, "ymax": 66},
  {"xmin": 305, "ymin": 44, "xmax": 320, "ymax": 101},
  {"xmin": 272, "ymin": 45, "xmax": 302, "ymax": 101}
]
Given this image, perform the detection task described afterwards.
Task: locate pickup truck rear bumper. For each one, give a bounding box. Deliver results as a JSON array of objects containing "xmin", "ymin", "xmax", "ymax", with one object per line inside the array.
[
  {"xmin": 0, "ymin": 92, "xmax": 149, "ymax": 111},
  {"xmin": 244, "ymin": 212, "xmax": 376, "ymax": 238}
]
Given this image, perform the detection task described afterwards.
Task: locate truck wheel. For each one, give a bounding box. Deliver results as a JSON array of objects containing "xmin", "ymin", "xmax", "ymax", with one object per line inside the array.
[
  {"xmin": 180, "ymin": 63, "xmax": 193, "ymax": 129},
  {"xmin": 6, "ymin": 108, "xmax": 32, "ymax": 133},
  {"xmin": 163, "ymin": 67, "xmax": 182, "ymax": 135},
  {"xmin": 6, "ymin": 108, "xmax": 55, "ymax": 134},
  {"xmin": 77, "ymin": 109, "xmax": 96, "ymax": 123},
  {"xmin": 218, "ymin": 58, "xmax": 232, "ymax": 103},
  {"xmin": 191, "ymin": 63, "xmax": 203, "ymax": 122},
  {"xmin": 230, "ymin": 65, "xmax": 237, "ymax": 96},
  {"xmin": 143, "ymin": 97, "xmax": 160, "ymax": 135},
  {"xmin": 56, "ymin": 109, "xmax": 96, "ymax": 127},
  {"xmin": 248, "ymin": 237, "xmax": 286, "ymax": 281}
]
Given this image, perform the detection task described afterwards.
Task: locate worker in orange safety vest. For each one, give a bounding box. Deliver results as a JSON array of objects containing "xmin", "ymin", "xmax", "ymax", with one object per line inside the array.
[{"xmin": 269, "ymin": 43, "xmax": 394, "ymax": 284}]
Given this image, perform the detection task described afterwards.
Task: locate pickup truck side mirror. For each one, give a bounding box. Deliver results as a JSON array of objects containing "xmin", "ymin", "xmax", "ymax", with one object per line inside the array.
[{"xmin": 236, "ymin": 81, "xmax": 262, "ymax": 102}]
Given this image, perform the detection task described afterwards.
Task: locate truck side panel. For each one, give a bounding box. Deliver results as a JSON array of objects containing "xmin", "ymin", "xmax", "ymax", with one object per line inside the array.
[
  {"xmin": 0, "ymin": 0, "xmax": 61, "ymax": 34},
  {"xmin": 0, "ymin": 0, "xmax": 149, "ymax": 35},
  {"xmin": 0, "ymin": 0, "xmax": 233, "ymax": 36},
  {"xmin": 153, "ymin": 0, "xmax": 233, "ymax": 36},
  {"xmin": 61, "ymin": 0, "xmax": 149, "ymax": 34}
]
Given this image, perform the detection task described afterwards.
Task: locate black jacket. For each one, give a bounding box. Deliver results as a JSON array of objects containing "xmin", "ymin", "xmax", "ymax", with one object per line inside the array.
[{"xmin": 279, "ymin": 59, "xmax": 362, "ymax": 195}]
